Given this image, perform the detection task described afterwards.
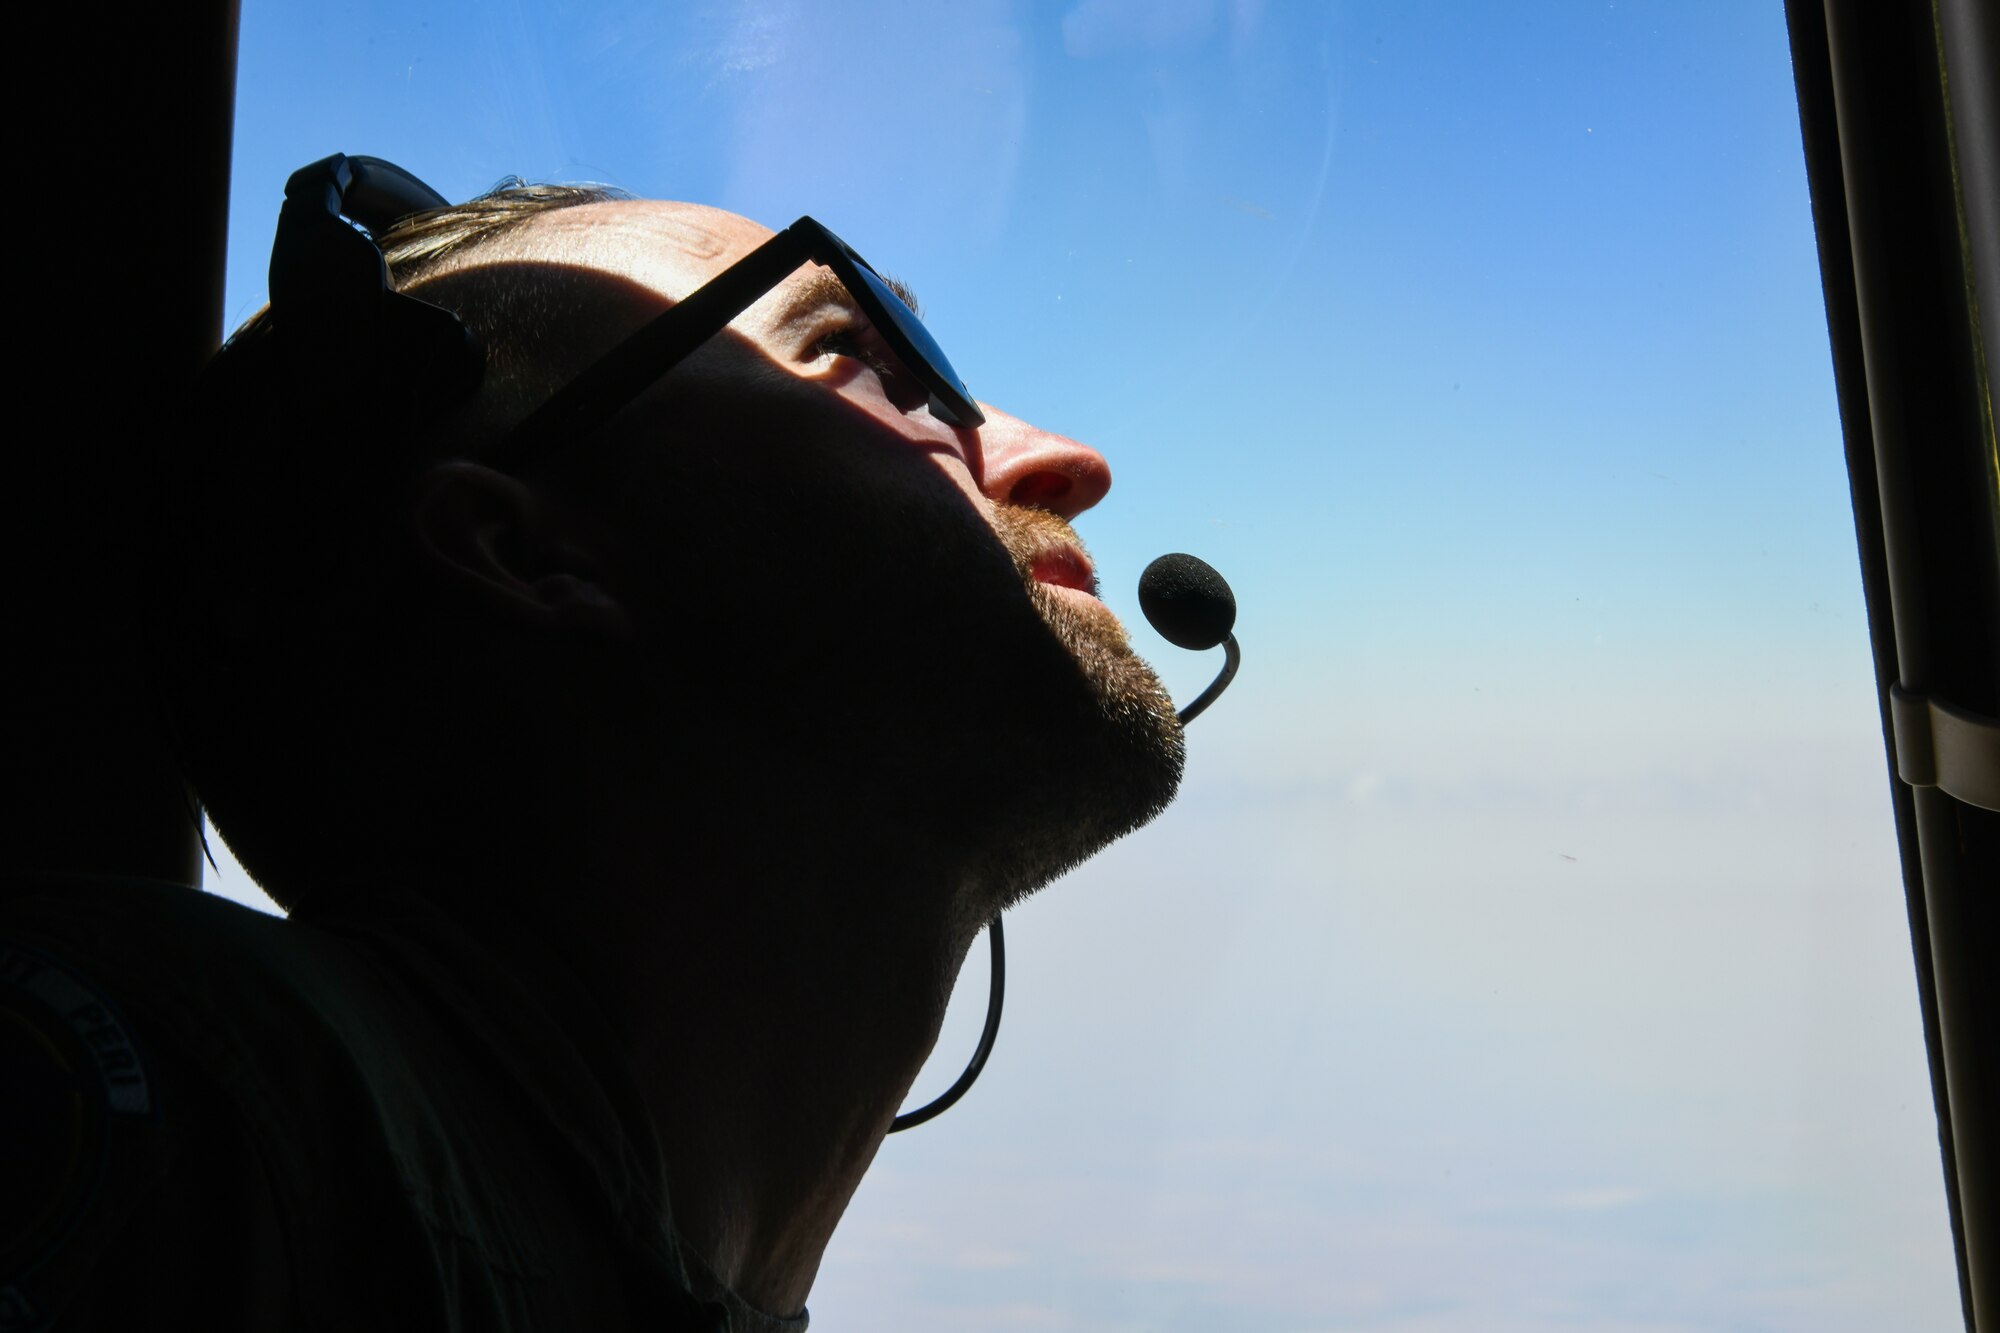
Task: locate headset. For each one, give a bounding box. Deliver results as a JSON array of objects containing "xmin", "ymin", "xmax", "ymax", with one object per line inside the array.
[
  {"xmin": 256, "ymin": 151, "xmax": 1010, "ymax": 1129},
  {"xmin": 260, "ymin": 153, "xmax": 1242, "ymax": 1136},
  {"xmin": 266, "ymin": 153, "xmax": 482, "ymax": 412}
]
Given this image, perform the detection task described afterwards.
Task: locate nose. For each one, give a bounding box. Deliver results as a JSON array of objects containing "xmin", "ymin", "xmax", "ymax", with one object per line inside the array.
[{"xmin": 972, "ymin": 404, "xmax": 1113, "ymax": 519}]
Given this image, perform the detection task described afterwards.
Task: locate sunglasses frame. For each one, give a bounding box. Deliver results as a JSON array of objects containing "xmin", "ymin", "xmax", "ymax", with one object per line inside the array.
[{"xmin": 493, "ymin": 217, "xmax": 983, "ymax": 471}]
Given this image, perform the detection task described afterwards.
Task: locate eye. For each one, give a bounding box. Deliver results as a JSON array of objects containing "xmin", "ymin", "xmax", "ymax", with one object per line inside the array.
[
  {"xmin": 814, "ymin": 322, "xmax": 929, "ymax": 412},
  {"xmin": 814, "ymin": 325, "xmax": 898, "ymax": 378}
]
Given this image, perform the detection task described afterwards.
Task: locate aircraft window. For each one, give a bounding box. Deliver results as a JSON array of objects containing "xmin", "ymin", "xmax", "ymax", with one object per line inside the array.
[{"xmin": 204, "ymin": 3, "xmax": 1962, "ymax": 1327}]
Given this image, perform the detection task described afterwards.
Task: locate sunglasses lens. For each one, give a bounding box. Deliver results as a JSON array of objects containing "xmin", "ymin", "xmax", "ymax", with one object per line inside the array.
[{"xmin": 850, "ymin": 262, "xmax": 977, "ymax": 420}]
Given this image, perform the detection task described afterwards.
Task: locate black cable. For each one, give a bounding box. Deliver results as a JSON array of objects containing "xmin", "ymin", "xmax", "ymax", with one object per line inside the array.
[
  {"xmin": 1175, "ymin": 635, "xmax": 1240, "ymax": 726},
  {"xmin": 888, "ymin": 913, "xmax": 1005, "ymax": 1133}
]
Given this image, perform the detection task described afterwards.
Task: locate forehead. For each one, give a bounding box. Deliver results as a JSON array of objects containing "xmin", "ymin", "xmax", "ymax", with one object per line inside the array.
[{"xmin": 459, "ymin": 199, "xmax": 779, "ymax": 306}]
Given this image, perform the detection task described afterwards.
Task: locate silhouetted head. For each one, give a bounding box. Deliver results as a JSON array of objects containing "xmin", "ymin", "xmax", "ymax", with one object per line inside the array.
[{"xmin": 160, "ymin": 188, "xmax": 1185, "ymax": 924}]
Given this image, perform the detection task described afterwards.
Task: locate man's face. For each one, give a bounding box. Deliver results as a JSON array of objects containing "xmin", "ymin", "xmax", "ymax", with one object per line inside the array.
[{"xmin": 430, "ymin": 201, "xmax": 1184, "ymax": 912}]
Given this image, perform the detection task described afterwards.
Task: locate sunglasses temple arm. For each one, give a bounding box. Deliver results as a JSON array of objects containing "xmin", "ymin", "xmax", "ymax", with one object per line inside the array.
[{"xmin": 495, "ymin": 226, "xmax": 817, "ymax": 467}]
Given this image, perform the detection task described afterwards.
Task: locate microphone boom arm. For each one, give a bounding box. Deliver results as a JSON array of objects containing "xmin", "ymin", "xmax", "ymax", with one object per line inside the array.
[{"xmin": 1174, "ymin": 633, "xmax": 1240, "ymax": 725}]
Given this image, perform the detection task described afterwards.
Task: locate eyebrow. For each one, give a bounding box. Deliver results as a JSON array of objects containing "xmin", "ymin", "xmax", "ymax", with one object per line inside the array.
[
  {"xmin": 785, "ymin": 267, "xmax": 924, "ymax": 323},
  {"xmin": 880, "ymin": 271, "xmax": 922, "ymax": 317}
]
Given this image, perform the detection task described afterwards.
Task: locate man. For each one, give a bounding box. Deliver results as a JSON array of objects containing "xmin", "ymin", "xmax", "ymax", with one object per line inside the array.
[{"xmin": 2, "ymin": 165, "xmax": 1184, "ymax": 1328}]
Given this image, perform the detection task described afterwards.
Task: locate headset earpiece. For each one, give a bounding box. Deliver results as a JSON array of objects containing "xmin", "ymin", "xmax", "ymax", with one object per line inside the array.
[{"xmin": 267, "ymin": 153, "xmax": 483, "ymax": 414}]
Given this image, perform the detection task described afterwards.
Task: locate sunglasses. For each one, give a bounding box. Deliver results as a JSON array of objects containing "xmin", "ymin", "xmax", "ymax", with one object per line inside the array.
[{"xmin": 493, "ymin": 217, "xmax": 984, "ymax": 471}]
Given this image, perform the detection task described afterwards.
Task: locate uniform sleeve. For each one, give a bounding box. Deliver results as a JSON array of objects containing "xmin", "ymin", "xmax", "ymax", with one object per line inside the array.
[
  {"xmin": 3, "ymin": 943, "xmax": 296, "ymax": 1331},
  {"xmin": 31, "ymin": 1106, "xmax": 295, "ymax": 1331}
]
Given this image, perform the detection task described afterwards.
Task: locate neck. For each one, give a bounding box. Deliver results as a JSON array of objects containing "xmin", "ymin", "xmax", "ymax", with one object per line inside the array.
[{"xmin": 501, "ymin": 790, "xmax": 990, "ymax": 1317}]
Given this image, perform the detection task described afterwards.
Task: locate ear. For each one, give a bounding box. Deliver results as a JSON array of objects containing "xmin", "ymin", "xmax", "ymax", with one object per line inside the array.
[{"xmin": 404, "ymin": 460, "xmax": 632, "ymax": 639}]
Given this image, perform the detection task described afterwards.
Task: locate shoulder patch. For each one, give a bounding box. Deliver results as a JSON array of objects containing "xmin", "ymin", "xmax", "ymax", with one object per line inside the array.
[
  {"xmin": 2, "ymin": 943, "xmax": 153, "ymax": 1114},
  {"xmin": 1, "ymin": 941, "xmax": 157, "ymax": 1296}
]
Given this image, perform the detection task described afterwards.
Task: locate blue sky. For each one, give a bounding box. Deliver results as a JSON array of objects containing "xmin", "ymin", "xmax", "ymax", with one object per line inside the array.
[{"xmin": 210, "ymin": 3, "xmax": 1960, "ymax": 1328}]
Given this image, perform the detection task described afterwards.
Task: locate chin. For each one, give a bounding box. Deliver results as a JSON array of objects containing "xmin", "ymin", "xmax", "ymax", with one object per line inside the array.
[{"xmin": 972, "ymin": 579, "xmax": 1187, "ymax": 913}]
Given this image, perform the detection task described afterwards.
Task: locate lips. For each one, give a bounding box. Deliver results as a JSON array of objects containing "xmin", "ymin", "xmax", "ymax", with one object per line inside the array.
[
  {"xmin": 996, "ymin": 504, "xmax": 1105, "ymax": 605},
  {"xmin": 1029, "ymin": 546, "xmax": 1097, "ymax": 596}
]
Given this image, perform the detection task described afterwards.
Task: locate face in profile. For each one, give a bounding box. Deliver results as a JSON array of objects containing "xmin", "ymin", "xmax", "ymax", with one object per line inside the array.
[{"xmin": 422, "ymin": 200, "xmax": 1186, "ymax": 912}]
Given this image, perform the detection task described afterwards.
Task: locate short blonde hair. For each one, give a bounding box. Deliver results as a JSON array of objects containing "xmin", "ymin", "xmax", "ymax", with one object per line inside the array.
[{"xmin": 155, "ymin": 178, "xmax": 628, "ymax": 908}]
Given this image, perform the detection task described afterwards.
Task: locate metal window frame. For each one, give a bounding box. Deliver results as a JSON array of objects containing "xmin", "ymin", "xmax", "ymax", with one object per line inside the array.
[{"xmin": 1786, "ymin": 3, "xmax": 2000, "ymax": 1327}]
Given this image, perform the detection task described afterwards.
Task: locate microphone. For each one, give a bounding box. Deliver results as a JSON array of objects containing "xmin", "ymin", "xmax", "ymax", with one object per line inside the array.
[
  {"xmin": 1139, "ymin": 553, "xmax": 1241, "ymax": 723},
  {"xmin": 1138, "ymin": 552, "xmax": 1235, "ymax": 649},
  {"xmin": 888, "ymin": 551, "xmax": 1242, "ymax": 1136}
]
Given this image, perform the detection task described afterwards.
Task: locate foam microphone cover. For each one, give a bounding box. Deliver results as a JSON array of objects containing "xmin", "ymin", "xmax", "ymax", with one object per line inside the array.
[{"xmin": 1138, "ymin": 553, "xmax": 1237, "ymax": 651}]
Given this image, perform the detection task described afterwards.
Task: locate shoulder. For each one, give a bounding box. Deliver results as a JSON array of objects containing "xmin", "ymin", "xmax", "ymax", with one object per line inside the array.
[
  {"xmin": 1, "ymin": 1012, "xmax": 293, "ymax": 1329},
  {"xmin": 2, "ymin": 874, "xmax": 394, "ymax": 1068},
  {"xmin": 0, "ymin": 876, "xmax": 365, "ymax": 1152},
  {"xmin": 1, "ymin": 878, "xmax": 725, "ymax": 1331},
  {"xmin": 3, "ymin": 874, "xmax": 313, "ymax": 1021},
  {"xmin": 1, "ymin": 876, "xmax": 436, "ymax": 1329}
]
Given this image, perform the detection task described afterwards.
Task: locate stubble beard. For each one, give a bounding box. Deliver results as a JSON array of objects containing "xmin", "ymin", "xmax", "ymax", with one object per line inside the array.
[
  {"xmin": 973, "ymin": 504, "xmax": 1187, "ymax": 913},
  {"xmin": 604, "ymin": 433, "xmax": 1187, "ymax": 928}
]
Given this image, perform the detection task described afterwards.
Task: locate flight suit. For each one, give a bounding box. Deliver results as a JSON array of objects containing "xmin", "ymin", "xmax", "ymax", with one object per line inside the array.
[{"xmin": 1, "ymin": 875, "xmax": 805, "ymax": 1332}]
